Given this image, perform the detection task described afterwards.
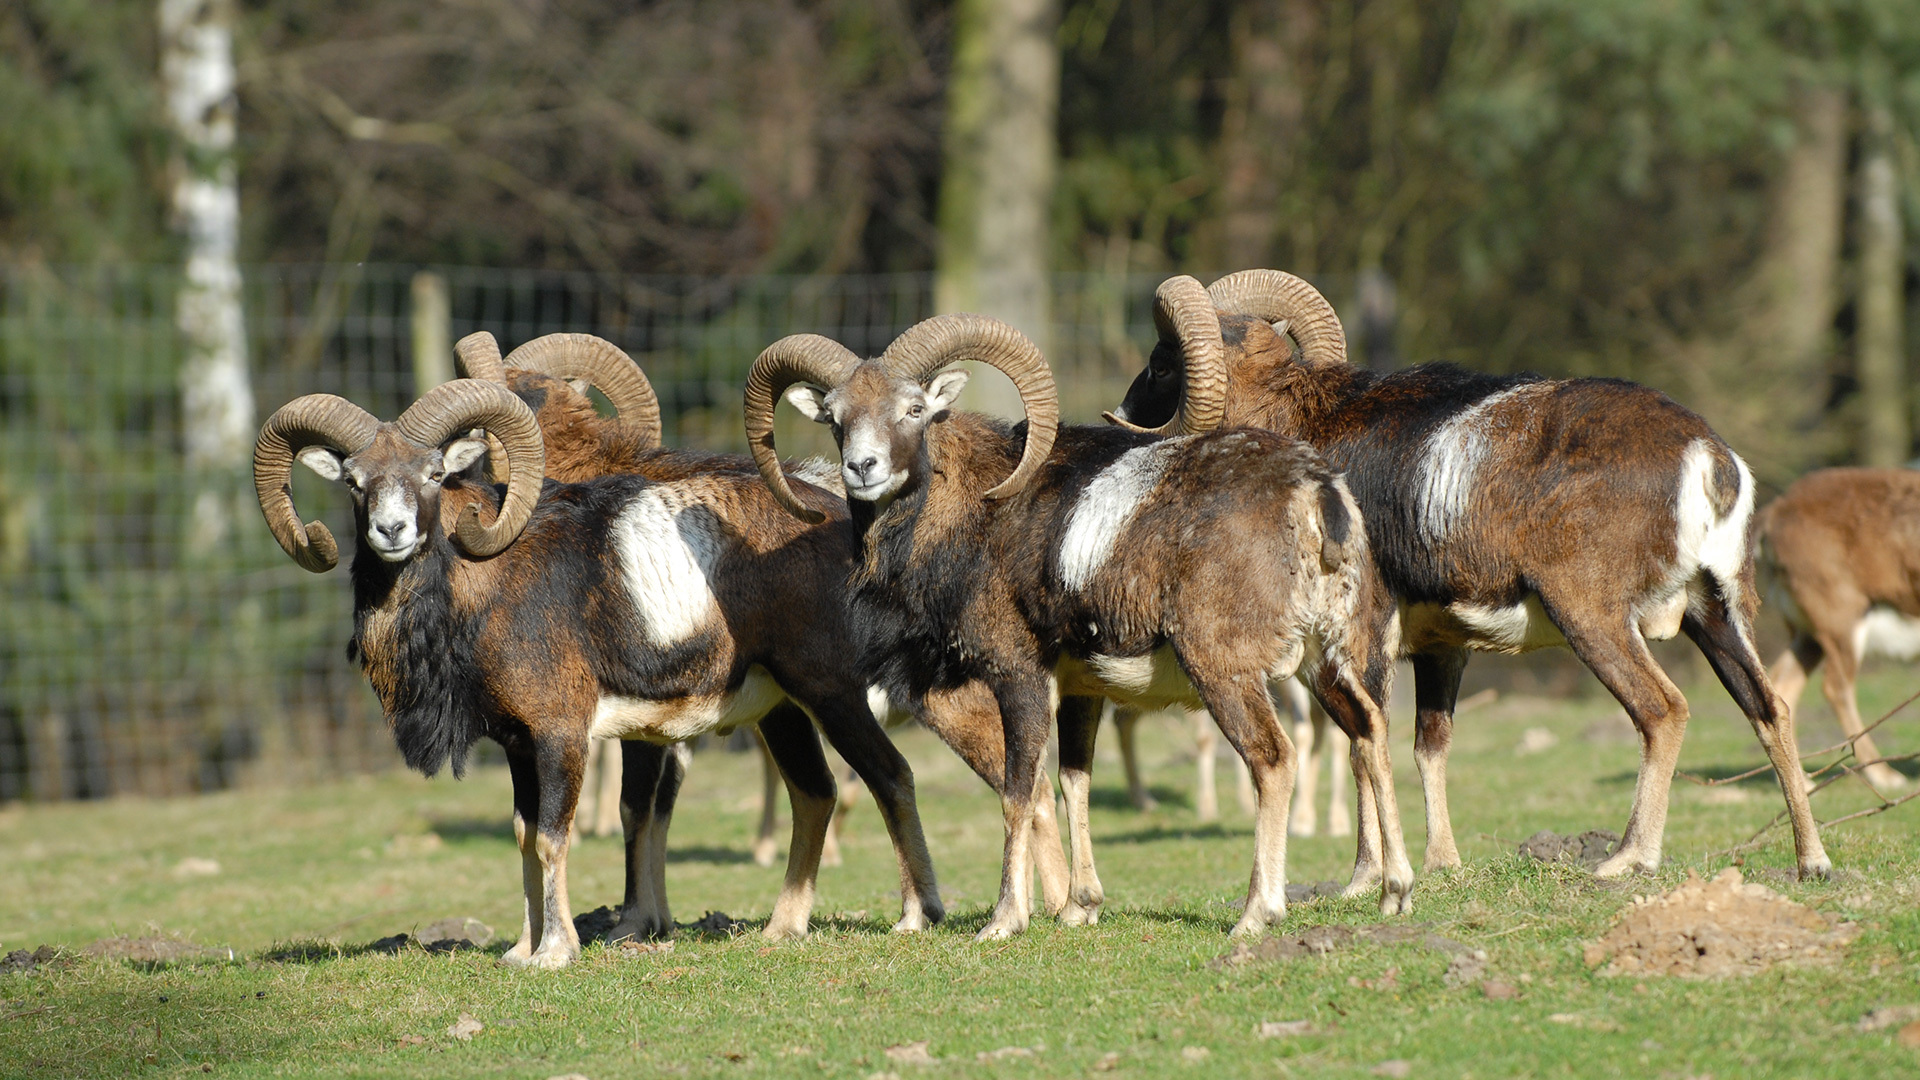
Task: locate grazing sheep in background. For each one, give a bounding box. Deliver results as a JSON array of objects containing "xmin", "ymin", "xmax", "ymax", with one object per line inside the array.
[
  {"xmin": 1760, "ymin": 467, "xmax": 1920, "ymax": 791},
  {"xmin": 253, "ymin": 379, "xmax": 943, "ymax": 967},
  {"xmin": 1111, "ymin": 269, "xmax": 1830, "ymax": 884},
  {"xmin": 744, "ymin": 308, "xmax": 1407, "ymax": 939}
]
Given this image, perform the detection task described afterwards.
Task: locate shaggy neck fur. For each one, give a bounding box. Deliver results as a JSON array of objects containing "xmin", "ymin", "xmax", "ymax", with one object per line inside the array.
[{"xmin": 347, "ymin": 480, "xmax": 492, "ymax": 778}]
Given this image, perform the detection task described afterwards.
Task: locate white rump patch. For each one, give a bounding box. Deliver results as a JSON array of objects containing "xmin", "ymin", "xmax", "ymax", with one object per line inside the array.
[
  {"xmin": 610, "ymin": 485, "xmax": 726, "ymax": 645},
  {"xmin": 592, "ymin": 665, "xmax": 787, "ymax": 742},
  {"xmin": 1416, "ymin": 385, "xmax": 1547, "ymax": 543},
  {"xmin": 1859, "ymin": 608, "xmax": 1920, "ymax": 661},
  {"xmin": 1066, "ymin": 647, "xmax": 1202, "ymax": 711},
  {"xmin": 1058, "ymin": 440, "xmax": 1186, "ymax": 592},
  {"xmin": 1671, "ymin": 438, "xmax": 1754, "ymax": 612}
]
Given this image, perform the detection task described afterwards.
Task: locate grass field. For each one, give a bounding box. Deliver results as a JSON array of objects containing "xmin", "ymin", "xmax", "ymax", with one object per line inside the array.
[{"xmin": 4, "ymin": 661, "xmax": 1919, "ymax": 1079}]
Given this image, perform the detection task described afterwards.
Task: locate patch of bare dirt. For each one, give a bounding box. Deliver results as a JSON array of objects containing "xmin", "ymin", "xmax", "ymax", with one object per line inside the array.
[
  {"xmin": 1584, "ymin": 867, "xmax": 1859, "ymax": 978},
  {"xmin": 1517, "ymin": 829, "xmax": 1619, "ymax": 870},
  {"xmin": 85, "ymin": 933, "xmax": 231, "ymax": 964},
  {"xmin": 1210, "ymin": 923, "xmax": 1473, "ymax": 969},
  {"xmin": 2, "ymin": 945, "xmax": 73, "ymax": 974}
]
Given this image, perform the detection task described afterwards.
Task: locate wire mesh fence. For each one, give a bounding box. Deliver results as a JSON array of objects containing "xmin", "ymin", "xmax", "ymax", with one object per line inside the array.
[{"xmin": 0, "ymin": 263, "xmax": 1182, "ymax": 801}]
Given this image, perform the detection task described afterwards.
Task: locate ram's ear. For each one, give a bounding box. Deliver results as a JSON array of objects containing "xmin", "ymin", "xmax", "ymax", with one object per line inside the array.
[
  {"xmin": 784, "ymin": 383, "xmax": 833, "ymax": 424},
  {"xmin": 926, "ymin": 369, "xmax": 970, "ymax": 417},
  {"xmin": 296, "ymin": 445, "xmax": 346, "ymax": 481},
  {"xmin": 441, "ymin": 437, "xmax": 490, "ymax": 476}
]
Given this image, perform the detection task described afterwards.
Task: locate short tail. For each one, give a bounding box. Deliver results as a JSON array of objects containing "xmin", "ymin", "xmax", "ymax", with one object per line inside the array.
[{"xmin": 1317, "ymin": 477, "xmax": 1353, "ymax": 572}]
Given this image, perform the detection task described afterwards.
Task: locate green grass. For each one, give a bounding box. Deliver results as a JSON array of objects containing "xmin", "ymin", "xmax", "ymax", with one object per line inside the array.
[{"xmin": 4, "ymin": 661, "xmax": 1919, "ymax": 1078}]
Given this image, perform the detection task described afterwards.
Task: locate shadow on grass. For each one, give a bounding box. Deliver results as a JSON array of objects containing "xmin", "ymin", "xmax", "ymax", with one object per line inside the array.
[
  {"xmin": 427, "ymin": 818, "xmax": 754, "ymax": 864},
  {"xmin": 1098, "ymin": 822, "xmax": 1250, "ymax": 845},
  {"xmin": 1088, "ymin": 785, "xmax": 1190, "ymax": 811}
]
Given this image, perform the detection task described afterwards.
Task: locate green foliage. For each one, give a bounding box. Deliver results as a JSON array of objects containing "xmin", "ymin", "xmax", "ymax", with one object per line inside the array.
[{"xmin": 0, "ymin": 0, "xmax": 172, "ymax": 263}]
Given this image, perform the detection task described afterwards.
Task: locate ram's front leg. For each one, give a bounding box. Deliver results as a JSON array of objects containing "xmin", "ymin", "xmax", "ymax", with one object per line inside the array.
[
  {"xmin": 505, "ymin": 735, "xmax": 586, "ymax": 969},
  {"xmin": 978, "ymin": 672, "xmax": 1055, "ymax": 942}
]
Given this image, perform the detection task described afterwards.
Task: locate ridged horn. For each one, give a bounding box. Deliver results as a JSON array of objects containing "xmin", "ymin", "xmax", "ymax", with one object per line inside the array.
[
  {"xmin": 394, "ymin": 379, "xmax": 545, "ymax": 556},
  {"xmin": 1104, "ymin": 275, "xmax": 1230, "ymax": 436},
  {"xmin": 1207, "ymin": 268, "xmax": 1347, "ymax": 368},
  {"xmin": 744, "ymin": 334, "xmax": 862, "ymax": 522},
  {"xmin": 254, "ymin": 394, "xmax": 382, "ymax": 572},
  {"xmin": 504, "ymin": 333, "xmax": 662, "ymax": 449},
  {"xmin": 877, "ymin": 314, "xmax": 1058, "ymax": 501},
  {"xmin": 453, "ymin": 331, "xmax": 507, "ymax": 383}
]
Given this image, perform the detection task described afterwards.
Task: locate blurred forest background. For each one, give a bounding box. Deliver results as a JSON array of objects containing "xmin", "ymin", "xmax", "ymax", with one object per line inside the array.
[{"xmin": 2, "ymin": 0, "xmax": 1919, "ymax": 799}]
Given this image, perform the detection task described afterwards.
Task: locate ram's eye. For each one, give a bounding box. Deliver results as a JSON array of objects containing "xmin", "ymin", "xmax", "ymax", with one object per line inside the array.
[
  {"xmin": 907, "ymin": 403, "xmax": 925, "ymax": 418},
  {"xmin": 428, "ymin": 470, "xmax": 446, "ymax": 484}
]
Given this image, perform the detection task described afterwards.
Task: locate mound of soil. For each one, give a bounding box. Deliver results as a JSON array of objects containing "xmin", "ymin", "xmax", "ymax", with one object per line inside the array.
[
  {"xmin": 1517, "ymin": 829, "xmax": 1619, "ymax": 869},
  {"xmin": 85, "ymin": 934, "xmax": 232, "ymax": 964},
  {"xmin": 1583, "ymin": 867, "xmax": 1858, "ymax": 978},
  {"xmin": 2, "ymin": 945, "xmax": 72, "ymax": 974},
  {"xmin": 1211, "ymin": 923, "xmax": 1473, "ymax": 969}
]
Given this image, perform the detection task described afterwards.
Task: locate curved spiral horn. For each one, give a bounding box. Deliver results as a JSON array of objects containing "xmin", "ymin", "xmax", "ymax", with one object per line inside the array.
[
  {"xmin": 394, "ymin": 379, "xmax": 546, "ymax": 556},
  {"xmin": 1103, "ymin": 275, "xmax": 1230, "ymax": 436},
  {"xmin": 1207, "ymin": 269, "xmax": 1347, "ymax": 368},
  {"xmin": 503, "ymin": 333, "xmax": 663, "ymax": 449},
  {"xmin": 743, "ymin": 335, "xmax": 862, "ymax": 522},
  {"xmin": 254, "ymin": 394, "xmax": 382, "ymax": 572},
  {"xmin": 877, "ymin": 314, "xmax": 1058, "ymax": 501},
  {"xmin": 453, "ymin": 331, "xmax": 507, "ymax": 383}
]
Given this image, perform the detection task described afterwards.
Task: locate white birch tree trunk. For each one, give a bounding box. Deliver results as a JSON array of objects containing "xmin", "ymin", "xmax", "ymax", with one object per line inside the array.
[
  {"xmin": 935, "ymin": 0, "xmax": 1060, "ymax": 416},
  {"xmin": 161, "ymin": 0, "xmax": 253, "ymax": 553}
]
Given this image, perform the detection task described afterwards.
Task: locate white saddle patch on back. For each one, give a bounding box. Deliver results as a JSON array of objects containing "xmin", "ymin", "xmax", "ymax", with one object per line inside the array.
[
  {"xmin": 610, "ymin": 485, "xmax": 726, "ymax": 645},
  {"xmin": 1415, "ymin": 385, "xmax": 1550, "ymax": 543},
  {"xmin": 1058, "ymin": 439, "xmax": 1186, "ymax": 592},
  {"xmin": 1858, "ymin": 608, "xmax": 1920, "ymax": 661},
  {"xmin": 592, "ymin": 665, "xmax": 787, "ymax": 742}
]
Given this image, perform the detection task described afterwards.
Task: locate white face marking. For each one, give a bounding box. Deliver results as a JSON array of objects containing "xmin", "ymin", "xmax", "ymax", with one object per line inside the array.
[
  {"xmin": 801, "ymin": 369, "xmax": 969, "ymax": 503},
  {"xmin": 610, "ymin": 486, "xmax": 725, "ymax": 645},
  {"xmin": 1415, "ymin": 385, "xmax": 1548, "ymax": 543},
  {"xmin": 1057, "ymin": 440, "xmax": 1185, "ymax": 591}
]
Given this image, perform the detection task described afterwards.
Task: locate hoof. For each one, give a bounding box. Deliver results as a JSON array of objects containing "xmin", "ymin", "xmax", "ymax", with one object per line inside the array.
[
  {"xmin": 498, "ymin": 942, "xmax": 534, "ymax": 968},
  {"xmin": 1341, "ymin": 866, "xmax": 1384, "ymax": 900},
  {"xmin": 1229, "ymin": 907, "xmax": 1279, "ymax": 938},
  {"xmin": 1132, "ymin": 793, "xmax": 1159, "ymax": 813},
  {"xmin": 1058, "ymin": 900, "xmax": 1101, "ymax": 927},
  {"xmin": 525, "ymin": 944, "xmax": 578, "ymax": 970},
  {"xmin": 1593, "ymin": 849, "xmax": 1657, "ymax": 878},
  {"xmin": 819, "ymin": 847, "xmax": 844, "ymax": 869},
  {"xmin": 1798, "ymin": 856, "xmax": 1834, "ymax": 882},
  {"xmin": 1421, "ymin": 846, "xmax": 1462, "ymax": 874},
  {"xmin": 1327, "ymin": 810, "xmax": 1353, "ymax": 838},
  {"xmin": 751, "ymin": 839, "xmax": 778, "ymax": 869},
  {"xmin": 1288, "ymin": 812, "xmax": 1317, "ymax": 839},
  {"xmin": 607, "ymin": 917, "xmax": 670, "ymax": 944},
  {"xmin": 762, "ymin": 918, "xmax": 810, "ymax": 942},
  {"xmin": 1380, "ymin": 882, "xmax": 1415, "ymax": 917},
  {"xmin": 891, "ymin": 910, "xmax": 930, "ymax": 933},
  {"xmin": 1865, "ymin": 766, "xmax": 1908, "ymax": 791},
  {"xmin": 974, "ymin": 915, "xmax": 1027, "ymax": 942}
]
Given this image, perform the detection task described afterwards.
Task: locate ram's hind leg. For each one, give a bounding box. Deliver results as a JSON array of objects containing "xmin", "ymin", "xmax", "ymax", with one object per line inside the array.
[
  {"xmin": 1813, "ymin": 628, "xmax": 1906, "ymax": 790},
  {"xmin": 1285, "ymin": 679, "xmax": 1320, "ymax": 836},
  {"xmin": 757, "ymin": 705, "xmax": 836, "ymax": 940},
  {"xmin": 1185, "ymin": 667, "xmax": 1296, "ymax": 937},
  {"xmin": 1411, "ymin": 648, "xmax": 1468, "ymax": 873},
  {"xmin": 1314, "ymin": 663, "xmax": 1413, "ymax": 915},
  {"xmin": 1685, "ymin": 589, "xmax": 1832, "ymax": 880},
  {"xmin": 1055, "ymin": 695, "xmax": 1106, "ymax": 926},
  {"xmin": 1551, "ymin": 609, "xmax": 1691, "ymax": 878}
]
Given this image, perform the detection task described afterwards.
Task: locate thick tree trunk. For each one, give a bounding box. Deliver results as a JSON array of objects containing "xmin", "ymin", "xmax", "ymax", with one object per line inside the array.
[
  {"xmin": 1205, "ymin": 1, "xmax": 1311, "ymax": 273},
  {"xmin": 161, "ymin": 0, "xmax": 253, "ymax": 553},
  {"xmin": 935, "ymin": 0, "xmax": 1059, "ymax": 416},
  {"xmin": 1684, "ymin": 83, "xmax": 1848, "ymax": 485},
  {"xmin": 1856, "ymin": 102, "xmax": 1908, "ymax": 467}
]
